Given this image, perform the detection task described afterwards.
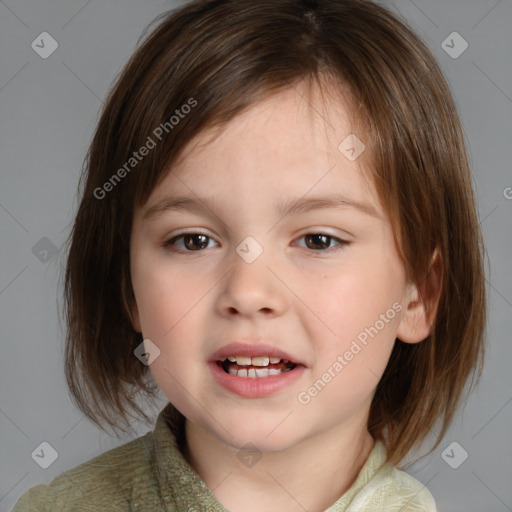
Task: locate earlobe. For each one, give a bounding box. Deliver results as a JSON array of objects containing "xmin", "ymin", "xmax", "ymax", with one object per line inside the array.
[
  {"xmin": 396, "ymin": 249, "xmax": 443, "ymax": 344},
  {"xmin": 396, "ymin": 285, "xmax": 431, "ymax": 344}
]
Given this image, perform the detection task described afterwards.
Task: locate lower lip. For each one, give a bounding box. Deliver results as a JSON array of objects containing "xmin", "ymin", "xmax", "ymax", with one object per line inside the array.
[{"xmin": 209, "ymin": 362, "xmax": 306, "ymax": 398}]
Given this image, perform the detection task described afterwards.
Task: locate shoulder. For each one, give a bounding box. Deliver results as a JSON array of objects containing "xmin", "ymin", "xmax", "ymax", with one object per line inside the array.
[
  {"xmin": 385, "ymin": 466, "xmax": 437, "ymax": 511},
  {"xmin": 12, "ymin": 432, "xmax": 163, "ymax": 512},
  {"xmin": 350, "ymin": 463, "xmax": 437, "ymax": 512},
  {"xmin": 344, "ymin": 441, "xmax": 437, "ymax": 512}
]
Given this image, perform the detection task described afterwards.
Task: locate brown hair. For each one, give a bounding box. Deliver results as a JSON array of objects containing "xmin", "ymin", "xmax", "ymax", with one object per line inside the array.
[{"xmin": 64, "ymin": 0, "xmax": 486, "ymax": 466}]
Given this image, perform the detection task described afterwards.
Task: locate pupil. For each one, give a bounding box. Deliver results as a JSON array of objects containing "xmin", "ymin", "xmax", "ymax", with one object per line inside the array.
[
  {"xmin": 306, "ymin": 234, "xmax": 329, "ymax": 250},
  {"xmin": 185, "ymin": 234, "xmax": 208, "ymax": 250}
]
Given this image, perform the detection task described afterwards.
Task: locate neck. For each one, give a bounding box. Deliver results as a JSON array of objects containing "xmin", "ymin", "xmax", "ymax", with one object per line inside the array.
[{"xmin": 182, "ymin": 419, "xmax": 375, "ymax": 512}]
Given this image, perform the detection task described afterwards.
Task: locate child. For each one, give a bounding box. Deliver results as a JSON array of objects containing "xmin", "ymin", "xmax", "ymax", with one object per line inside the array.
[{"xmin": 13, "ymin": 0, "xmax": 486, "ymax": 510}]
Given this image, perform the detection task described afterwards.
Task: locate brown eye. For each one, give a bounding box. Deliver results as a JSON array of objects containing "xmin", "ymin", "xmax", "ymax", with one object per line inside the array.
[
  {"xmin": 305, "ymin": 234, "xmax": 331, "ymax": 250},
  {"xmin": 296, "ymin": 233, "xmax": 348, "ymax": 251},
  {"xmin": 164, "ymin": 233, "xmax": 216, "ymax": 251},
  {"xmin": 183, "ymin": 234, "xmax": 209, "ymax": 250}
]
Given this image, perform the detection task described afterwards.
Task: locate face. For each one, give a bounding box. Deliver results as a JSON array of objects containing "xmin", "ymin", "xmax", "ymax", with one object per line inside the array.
[{"xmin": 130, "ymin": 85, "xmax": 422, "ymax": 452}]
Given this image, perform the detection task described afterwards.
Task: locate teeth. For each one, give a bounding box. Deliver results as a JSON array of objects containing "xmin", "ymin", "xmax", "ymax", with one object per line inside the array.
[
  {"xmin": 220, "ymin": 354, "xmax": 297, "ymax": 377},
  {"xmin": 251, "ymin": 356, "xmax": 269, "ymax": 366},
  {"xmin": 223, "ymin": 355, "xmax": 282, "ymax": 366},
  {"xmin": 227, "ymin": 367, "xmax": 284, "ymax": 378},
  {"xmin": 235, "ymin": 356, "xmax": 252, "ymax": 366}
]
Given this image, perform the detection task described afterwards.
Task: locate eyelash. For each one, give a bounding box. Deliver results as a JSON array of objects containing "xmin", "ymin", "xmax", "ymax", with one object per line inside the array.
[{"xmin": 162, "ymin": 232, "xmax": 349, "ymax": 253}]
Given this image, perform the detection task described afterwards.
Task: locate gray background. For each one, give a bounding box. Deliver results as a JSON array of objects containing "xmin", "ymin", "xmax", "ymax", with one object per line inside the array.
[{"xmin": 1, "ymin": 0, "xmax": 511, "ymax": 510}]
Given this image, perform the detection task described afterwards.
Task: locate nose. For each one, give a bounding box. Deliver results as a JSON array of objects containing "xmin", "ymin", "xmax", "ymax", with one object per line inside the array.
[{"xmin": 215, "ymin": 247, "xmax": 289, "ymax": 319}]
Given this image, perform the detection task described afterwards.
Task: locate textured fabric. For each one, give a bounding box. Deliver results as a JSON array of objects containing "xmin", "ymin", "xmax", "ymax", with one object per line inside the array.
[{"xmin": 12, "ymin": 403, "xmax": 437, "ymax": 511}]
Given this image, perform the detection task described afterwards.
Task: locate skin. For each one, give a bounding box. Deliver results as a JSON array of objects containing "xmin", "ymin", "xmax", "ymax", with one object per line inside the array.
[{"xmin": 129, "ymin": 83, "xmax": 432, "ymax": 512}]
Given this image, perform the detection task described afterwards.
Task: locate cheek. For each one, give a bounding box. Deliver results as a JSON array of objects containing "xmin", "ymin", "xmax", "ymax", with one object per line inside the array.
[
  {"xmin": 304, "ymin": 265, "xmax": 401, "ymax": 331},
  {"xmin": 131, "ymin": 250, "xmax": 212, "ymax": 338},
  {"xmin": 131, "ymin": 257, "xmax": 211, "ymax": 403},
  {"xmin": 303, "ymin": 268, "xmax": 402, "ymax": 411},
  {"xmin": 130, "ymin": 252, "xmax": 219, "ymax": 398},
  {"xmin": 297, "ymin": 249, "xmax": 404, "ymax": 364}
]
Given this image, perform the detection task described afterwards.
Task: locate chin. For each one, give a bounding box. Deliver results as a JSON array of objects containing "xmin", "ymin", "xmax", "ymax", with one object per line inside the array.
[{"xmin": 207, "ymin": 412, "xmax": 309, "ymax": 453}]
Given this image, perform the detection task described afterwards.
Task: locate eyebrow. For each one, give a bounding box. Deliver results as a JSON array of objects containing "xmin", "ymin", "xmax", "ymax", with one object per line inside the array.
[{"xmin": 142, "ymin": 194, "xmax": 381, "ymax": 222}]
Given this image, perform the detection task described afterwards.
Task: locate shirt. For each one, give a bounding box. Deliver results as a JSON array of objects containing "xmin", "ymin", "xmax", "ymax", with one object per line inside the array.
[{"xmin": 12, "ymin": 402, "xmax": 437, "ymax": 511}]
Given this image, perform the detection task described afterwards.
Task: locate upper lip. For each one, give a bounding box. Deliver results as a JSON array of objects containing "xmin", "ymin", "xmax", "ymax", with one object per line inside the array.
[{"xmin": 210, "ymin": 342, "xmax": 304, "ymax": 365}]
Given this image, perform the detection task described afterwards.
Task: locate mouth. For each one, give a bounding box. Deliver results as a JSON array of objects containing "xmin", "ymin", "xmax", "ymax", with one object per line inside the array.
[
  {"xmin": 216, "ymin": 355, "xmax": 297, "ymax": 378},
  {"xmin": 209, "ymin": 342, "xmax": 305, "ymax": 398}
]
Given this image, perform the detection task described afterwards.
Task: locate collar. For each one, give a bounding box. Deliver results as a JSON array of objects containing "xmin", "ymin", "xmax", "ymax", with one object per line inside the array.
[
  {"xmin": 152, "ymin": 402, "xmax": 388, "ymax": 512},
  {"xmin": 154, "ymin": 402, "xmax": 227, "ymax": 511}
]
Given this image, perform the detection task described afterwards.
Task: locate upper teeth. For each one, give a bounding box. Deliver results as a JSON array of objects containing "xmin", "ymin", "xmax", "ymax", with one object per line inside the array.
[{"xmin": 225, "ymin": 356, "xmax": 283, "ymax": 366}]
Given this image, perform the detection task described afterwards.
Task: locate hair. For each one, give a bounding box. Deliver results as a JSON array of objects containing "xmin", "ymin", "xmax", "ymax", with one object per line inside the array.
[{"xmin": 63, "ymin": 0, "xmax": 486, "ymax": 467}]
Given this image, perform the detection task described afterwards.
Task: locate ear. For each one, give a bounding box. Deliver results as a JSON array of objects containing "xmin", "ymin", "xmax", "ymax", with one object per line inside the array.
[
  {"xmin": 130, "ymin": 302, "xmax": 142, "ymax": 333},
  {"xmin": 396, "ymin": 249, "xmax": 443, "ymax": 344}
]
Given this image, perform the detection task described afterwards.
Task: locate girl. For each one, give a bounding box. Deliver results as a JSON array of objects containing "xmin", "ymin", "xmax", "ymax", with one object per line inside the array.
[{"xmin": 13, "ymin": 0, "xmax": 486, "ymax": 510}]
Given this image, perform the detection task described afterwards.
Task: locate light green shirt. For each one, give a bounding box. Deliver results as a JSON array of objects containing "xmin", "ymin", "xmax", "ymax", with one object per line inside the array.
[{"xmin": 12, "ymin": 403, "xmax": 437, "ymax": 511}]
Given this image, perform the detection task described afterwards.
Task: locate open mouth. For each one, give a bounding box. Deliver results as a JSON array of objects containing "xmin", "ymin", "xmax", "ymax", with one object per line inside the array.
[
  {"xmin": 216, "ymin": 355, "xmax": 297, "ymax": 378},
  {"xmin": 210, "ymin": 345, "xmax": 306, "ymax": 397}
]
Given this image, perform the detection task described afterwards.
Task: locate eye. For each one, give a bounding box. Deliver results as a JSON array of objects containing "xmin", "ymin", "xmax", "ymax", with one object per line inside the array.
[
  {"xmin": 295, "ymin": 233, "xmax": 348, "ymax": 251},
  {"xmin": 163, "ymin": 233, "xmax": 218, "ymax": 252}
]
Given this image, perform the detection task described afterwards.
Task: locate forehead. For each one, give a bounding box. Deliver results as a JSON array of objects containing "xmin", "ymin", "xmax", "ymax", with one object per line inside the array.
[
  {"xmin": 139, "ymin": 85, "xmax": 381, "ymax": 218},
  {"xmin": 178, "ymin": 83, "xmax": 359, "ymax": 169}
]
